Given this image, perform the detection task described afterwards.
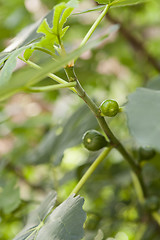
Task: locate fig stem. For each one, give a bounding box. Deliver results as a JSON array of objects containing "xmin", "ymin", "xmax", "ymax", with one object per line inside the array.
[
  {"xmin": 80, "ymin": 4, "xmax": 110, "ymax": 48},
  {"xmin": 74, "ymin": 4, "xmax": 110, "ymax": 63},
  {"xmin": 18, "ymin": 56, "xmax": 77, "ymax": 93},
  {"xmin": 65, "ymin": 65, "xmax": 148, "ymax": 200},
  {"xmin": 70, "ymin": 147, "xmax": 112, "ymax": 195}
]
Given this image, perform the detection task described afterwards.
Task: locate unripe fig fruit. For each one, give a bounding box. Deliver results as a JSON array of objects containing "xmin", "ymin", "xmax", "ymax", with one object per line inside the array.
[
  {"xmin": 82, "ymin": 130, "xmax": 108, "ymax": 151},
  {"xmin": 100, "ymin": 99, "xmax": 119, "ymax": 117}
]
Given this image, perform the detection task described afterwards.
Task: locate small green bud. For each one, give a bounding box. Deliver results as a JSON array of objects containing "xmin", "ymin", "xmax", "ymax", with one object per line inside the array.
[
  {"xmin": 100, "ymin": 99, "xmax": 119, "ymax": 117},
  {"xmin": 82, "ymin": 130, "xmax": 109, "ymax": 151}
]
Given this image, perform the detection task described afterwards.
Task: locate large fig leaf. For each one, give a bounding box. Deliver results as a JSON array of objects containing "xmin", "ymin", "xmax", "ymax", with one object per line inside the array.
[
  {"xmin": 125, "ymin": 87, "xmax": 160, "ymax": 150},
  {"xmin": 36, "ymin": 194, "xmax": 86, "ymax": 240},
  {"xmin": 14, "ymin": 193, "xmax": 86, "ymax": 240},
  {"xmin": 13, "ymin": 191, "xmax": 57, "ymax": 240}
]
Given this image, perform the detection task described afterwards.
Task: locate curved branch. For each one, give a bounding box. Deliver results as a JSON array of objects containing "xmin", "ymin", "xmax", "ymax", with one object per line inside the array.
[{"xmin": 65, "ymin": 66, "xmax": 148, "ymax": 199}]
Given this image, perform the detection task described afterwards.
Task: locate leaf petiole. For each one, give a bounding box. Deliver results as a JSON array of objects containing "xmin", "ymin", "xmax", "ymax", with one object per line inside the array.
[
  {"xmin": 26, "ymin": 82, "xmax": 76, "ymax": 92},
  {"xmin": 70, "ymin": 147, "xmax": 112, "ymax": 195},
  {"xmin": 18, "ymin": 56, "xmax": 77, "ymax": 93},
  {"xmin": 80, "ymin": 4, "xmax": 110, "ymax": 48}
]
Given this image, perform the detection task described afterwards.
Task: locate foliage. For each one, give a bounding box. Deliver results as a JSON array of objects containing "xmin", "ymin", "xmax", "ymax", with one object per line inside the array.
[
  {"xmin": 0, "ymin": 177, "xmax": 20, "ymax": 214},
  {"xmin": 0, "ymin": 0, "xmax": 160, "ymax": 240},
  {"xmin": 125, "ymin": 87, "xmax": 160, "ymax": 151},
  {"xmin": 13, "ymin": 193, "xmax": 86, "ymax": 240}
]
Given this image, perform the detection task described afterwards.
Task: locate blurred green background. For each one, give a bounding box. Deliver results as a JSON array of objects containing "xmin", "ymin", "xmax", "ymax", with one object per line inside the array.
[{"xmin": 0, "ymin": 0, "xmax": 160, "ymax": 239}]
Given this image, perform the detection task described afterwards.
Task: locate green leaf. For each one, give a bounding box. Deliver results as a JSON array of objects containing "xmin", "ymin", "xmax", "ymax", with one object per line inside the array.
[
  {"xmin": 96, "ymin": 0, "xmax": 147, "ymax": 7},
  {"xmin": 0, "ymin": 52, "xmax": 10, "ymax": 68},
  {"xmin": 23, "ymin": 48, "xmax": 35, "ymax": 61},
  {"xmin": 0, "ymin": 44, "xmax": 34, "ymax": 87},
  {"xmin": 36, "ymin": 2, "xmax": 75, "ymax": 54},
  {"xmin": 13, "ymin": 230, "xmax": 37, "ymax": 240},
  {"xmin": 13, "ymin": 191, "xmax": 57, "ymax": 240},
  {"xmin": 14, "ymin": 194, "xmax": 86, "ymax": 240},
  {"xmin": 50, "ymin": 105, "xmax": 98, "ymax": 165},
  {"xmin": 26, "ymin": 191, "xmax": 57, "ymax": 227},
  {"xmin": 24, "ymin": 104, "xmax": 98, "ymax": 165},
  {"xmin": 0, "ymin": 49, "xmax": 21, "ymax": 85},
  {"xmin": 0, "ymin": 178, "xmax": 21, "ymax": 214},
  {"xmin": 36, "ymin": 194, "xmax": 86, "ymax": 240},
  {"xmin": 0, "ymin": 52, "xmax": 10, "ymax": 62},
  {"xmin": 125, "ymin": 88, "xmax": 160, "ymax": 151},
  {"xmin": 0, "ymin": 32, "xmax": 110, "ymax": 101},
  {"xmin": 3, "ymin": 10, "xmax": 53, "ymax": 52},
  {"xmin": 3, "ymin": 1, "xmax": 78, "ymax": 53}
]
